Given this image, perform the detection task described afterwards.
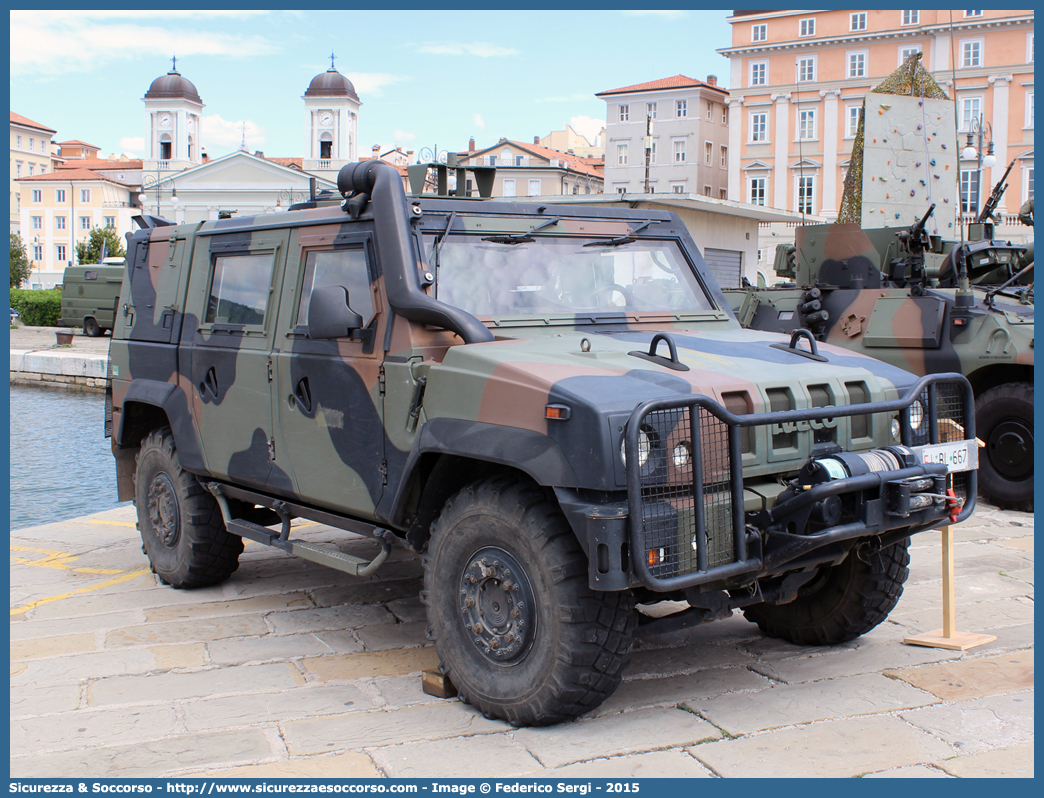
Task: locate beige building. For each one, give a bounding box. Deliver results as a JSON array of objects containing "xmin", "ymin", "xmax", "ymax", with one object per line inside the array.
[
  {"xmin": 16, "ymin": 168, "xmax": 138, "ymax": 288},
  {"xmin": 57, "ymin": 140, "xmax": 102, "ymax": 161},
  {"xmin": 539, "ymin": 125, "xmax": 605, "ymax": 158},
  {"xmin": 718, "ymin": 9, "xmax": 1034, "ymax": 251},
  {"xmin": 597, "ymin": 75, "xmax": 731, "ymax": 198},
  {"xmin": 10, "ymin": 112, "xmax": 60, "ymax": 233},
  {"xmin": 459, "ymin": 139, "xmax": 604, "ymax": 197}
]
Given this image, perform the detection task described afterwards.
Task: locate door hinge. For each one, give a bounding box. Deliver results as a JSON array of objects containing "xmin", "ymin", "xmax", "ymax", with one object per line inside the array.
[
  {"xmin": 378, "ymin": 459, "xmax": 388, "ymax": 485},
  {"xmin": 267, "ymin": 359, "xmax": 273, "ymax": 383},
  {"xmin": 268, "ymin": 438, "xmax": 276, "ymax": 460},
  {"xmin": 378, "ymin": 365, "xmax": 386, "ymax": 396}
]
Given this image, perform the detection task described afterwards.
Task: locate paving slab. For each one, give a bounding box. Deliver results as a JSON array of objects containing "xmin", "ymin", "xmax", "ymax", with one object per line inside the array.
[
  {"xmin": 10, "ymin": 683, "xmax": 83, "ymax": 717},
  {"xmin": 511, "ymin": 707, "xmax": 721, "ymax": 769},
  {"xmin": 190, "ymin": 752, "xmax": 382, "ymax": 778},
  {"xmin": 10, "ymin": 632, "xmax": 97, "ymax": 660},
  {"xmin": 689, "ymin": 715, "xmax": 955, "ymax": 778},
  {"xmin": 751, "ymin": 639, "xmax": 959, "ymax": 684},
  {"xmin": 207, "ymin": 631, "xmax": 364, "ymax": 665},
  {"xmin": 524, "ymin": 750, "xmax": 714, "ymax": 778},
  {"xmin": 181, "ymin": 684, "xmax": 378, "ymax": 732},
  {"xmin": 899, "ymin": 690, "xmax": 1034, "ymax": 754},
  {"xmin": 266, "ymin": 604, "xmax": 393, "ymax": 634},
  {"xmin": 308, "ymin": 579, "xmax": 426, "ymax": 608},
  {"xmin": 354, "ymin": 620, "xmax": 429, "ymax": 651},
  {"xmin": 144, "ymin": 592, "xmax": 315, "ymax": 622},
  {"xmin": 685, "ymin": 672, "xmax": 938, "ymax": 735},
  {"xmin": 300, "ymin": 647, "xmax": 440, "ymax": 681},
  {"xmin": 282, "ymin": 703, "xmax": 507, "ymax": 755},
  {"xmin": 624, "ymin": 640, "xmax": 754, "ymax": 678},
  {"xmin": 88, "ymin": 662, "xmax": 301, "ymax": 706},
  {"xmin": 105, "ymin": 615, "xmax": 270, "ymax": 647},
  {"xmin": 12, "ymin": 705, "xmax": 180, "ymax": 755},
  {"xmin": 935, "ymin": 744, "xmax": 1034, "ymax": 778},
  {"xmin": 374, "ymin": 733, "xmax": 542, "ymax": 778},
  {"xmin": 372, "ymin": 675, "xmax": 444, "ymax": 709},
  {"xmin": 593, "ymin": 668, "xmax": 772, "ymax": 717},
  {"xmin": 12, "ymin": 647, "xmax": 188, "ymax": 685},
  {"xmin": 861, "ymin": 765, "xmax": 952, "ymax": 778},
  {"xmin": 885, "ymin": 651, "xmax": 1033, "ymax": 701}
]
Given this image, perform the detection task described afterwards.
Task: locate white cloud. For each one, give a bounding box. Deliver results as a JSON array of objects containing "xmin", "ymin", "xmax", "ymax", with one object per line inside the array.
[
  {"xmin": 569, "ymin": 116, "xmax": 605, "ymax": 145},
  {"xmin": 473, "ymin": 113, "xmax": 486, "ymax": 129},
  {"xmin": 119, "ymin": 137, "xmax": 145, "ymax": 158},
  {"xmin": 345, "ymin": 72, "xmax": 408, "ymax": 98},
  {"xmin": 393, "ymin": 130, "xmax": 417, "ymax": 144},
  {"xmin": 536, "ymin": 93, "xmax": 591, "ymax": 104},
  {"xmin": 413, "ymin": 41, "xmax": 519, "ymax": 57},
  {"xmin": 202, "ymin": 115, "xmax": 265, "ymax": 152},
  {"xmin": 621, "ymin": 10, "xmax": 688, "ymax": 20},
  {"xmin": 10, "ymin": 13, "xmax": 279, "ymax": 76}
]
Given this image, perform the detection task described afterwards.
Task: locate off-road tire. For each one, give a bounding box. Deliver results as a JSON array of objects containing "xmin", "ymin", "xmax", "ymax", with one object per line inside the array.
[
  {"xmin": 742, "ymin": 538, "xmax": 911, "ymax": 645},
  {"xmin": 83, "ymin": 317, "xmax": 101, "ymax": 337},
  {"xmin": 134, "ymin": 427, "xmax": 242, "ymax": 588},
  {"xmin": 422, "ymin": 475, "xmax": 636, "ymax": 726},
  {"xmin": 975, "ymin": 382, "xmax": 1033, "ymax": 512}
]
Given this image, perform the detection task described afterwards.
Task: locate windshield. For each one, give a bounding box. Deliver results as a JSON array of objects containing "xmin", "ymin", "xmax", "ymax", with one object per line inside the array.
[{"xmin": 428, "ymin": 234, "xmax": 715, "ymax": 318}]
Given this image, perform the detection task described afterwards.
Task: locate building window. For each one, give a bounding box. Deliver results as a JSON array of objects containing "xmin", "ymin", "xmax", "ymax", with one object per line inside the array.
[
  {"xmin": 515, "ymin": 155, "xmax": 524, "ymax": 166},
  {"xmin": 798, "ymin": 108, "xmax": 817, "ymax": 140},
  {"xmin": 31, "ymin": 216, "xmax": 42, "ymax": 230},
  {"xmin": 672, "ymin": 184, "xmax": 686, "ymax": 194},
  {"xmin": 673, "ymin": 140, "xmax": 686, "ymax": 163},
  {"xmin": 650, "ymin": 141, "xmax": 657, "ymax": 163},
  {"xmin": 500, "ymin": 149, "xmax": 511, "ymax": 165},
  {"xmin": 56, "ymin": 244, "xmax": 67, "ymax": 262},
  {"xmin": 750, "ymin": 62, "xmax": 767, "ymax": 86},
  {"xmin": 28, "ymin": 163, "xmax": 35, "ymax": 176},
  {"xmin": 80, "ymin": 189, "xmax": 91, "ymax": 203},
  {"xmin": 749, "ymin": 177, "xmax": 766, "ymax": 206},
  {"xmin": 704, "ymin": 185, "xmax": 713, "ymax": 197},
  {"xmin": 704, "ymin": 141, "xmax": 713, "ymax": 164},
  {"xmin": 56, "ymin": 189, "xmax": 66, "ymax": 203},
  {"xmin": 1028, "ymin": 93, "xmax": 1035, "ymax": 128},
  {"xmin": 964, "ymin": 10, "xmax": 982, "ymax": 17},
  {"xmin": 619, "ymin": 104, "xmax": 629, "ymax": 122},
  {"xmin": 719, "ymin": 188, "xmax": 728, "ymax": 199},
  {"xmin": 722, "ymin": 106, "xmax": 728, "ymax": 125},
  {"xmin": 751, "ymin": 112, "xmax": 768, "ymax": 142},
  {"xmin": 29, "ymin": 137, "xmax": 34, "ymax": 152},
  {"xmin": 647, "ymin": 102, "xmax": 657, "ymax": 119},
  {"xmin": 720, "ymin": 146, "xmax": 728, "ymax": 169},
  {"xmin": 15, "ymin": 162, "xmax": 22, "ymax": 178},
  {"xmin": 617, "ymin": 143, "xmax": 628, "ymax": 165},
  {"xmin": 797, "ymin": 176, "xmax": 815, "ymax": 215},
  {"xmin": 960, "ymin": 169, "xmax": 980, "ymax": 213},
  {"xmin": 55, "ymin": 216, "xmax": 66, "ymax": 230},
  {"xmin": 31, "ymin": 189, "xmax": 41, "ymax": 203},
  {"xmin": 752, "ymin": 24, "xmax": 767, "ymax": 42},
  {"xmin": 488, "ymin": 156, "xmax": 496, "ymax": 166},
  {"xmin": 847, "ymin": 105, "xmax": 862, "ymax": 138},
  {"xmin": 900, "ymin": 45, "xmax": 921, "ymax": 65},
  {"xmin": 797, "ymin": 57, "xmax": 816, "ymax": 82},
  {"xmin": 960, "ymin": 97, "xmax": 982, "ymax": 131},
  {"xmin": 848, "ymin": 52, "xmax": 867, "ymax": 78},
  {"xmin": 502, "ymin": 179, "xmax": 516, "ymax": 197},
  {"xmin": 80, "ymin": 216, "xmax": 91, "ymax": 230},
  {"xmin": 961, "ymin": 39, "xmax": 982, "ymax": 68},
  {"xmin": 33, "ymin": 244, "xmax": 42, "ymax": 261},
  {"xmin": 902, "ymin": 10, "xmax": 919, "ymax": 25},
  {"xmin": 16, "ymin": 135, "xmax": 21, "ymax": 148},
  {"xmin": 104, "ymin": 216, "xmax": 115, "ymax": 228},
  {"xmin": 1026, "ymin": 166, "xmax": 1034, "ymax": 200},
  {"xmin": 528, "ymin": 179, "xmax": 541, "ymax": 197},
  {"xmin": 40, "ymin": 165, "xmax": 46, "ymax": 174},
  {"xmin": 1029, "ymin": 32, "xmax": 1034, "ymax": 62},
  {"xmin": 706, "ymin": 101, "xmax": 714, "ymax": 119},
  {"xmin": 676, "ymin": 99, "xmax": 687, "ymax": 118},
  {"xmin": 616, "ymin": 186, "xmax": 628, "ymax": 196},
  {"xmin": 799, "ymin": 18, "xmax": 815, "ymax": 36},
  {"xmin": 850, "ymin": 12, "xmax": 866, "ymax": 31}
]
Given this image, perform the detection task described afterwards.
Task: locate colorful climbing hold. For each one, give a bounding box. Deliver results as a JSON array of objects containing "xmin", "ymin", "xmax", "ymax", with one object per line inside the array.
[
  {"xmin": 943, "ymin": 198, "xmax": 949, "ymax": 203},
  {"xmin": 934, "ymin": 174, "xmax": 940, "ymax": 179},
  {"xmin": 930, "ymin": 158, "xmax": 936, "ymax": 166},
  {"xmin": 916, "ymin": 162, "xmax": 922, "ymax": 167},
  {"xmin": 910, "ymin": 190, "xmax": 916, "ymax": 196},
  {"xmin": 920, "ymin": 179, "xmax": 926, "ymax": 185}
]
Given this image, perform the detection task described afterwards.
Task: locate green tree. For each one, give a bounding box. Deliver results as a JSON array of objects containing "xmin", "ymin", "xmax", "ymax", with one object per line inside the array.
[
  {"xmin": 75, "ymin": 226, "xmax": 126, "ymax": 265},
  {"xmin": 10, "ymin": 232, "xmax": 31, "ymax": 288}
]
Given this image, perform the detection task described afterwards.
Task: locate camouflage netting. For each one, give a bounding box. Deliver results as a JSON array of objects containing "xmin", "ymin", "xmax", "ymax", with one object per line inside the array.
[{"xmin": 837, "ymin": 53, "xmax": 950, "ymax": 223}]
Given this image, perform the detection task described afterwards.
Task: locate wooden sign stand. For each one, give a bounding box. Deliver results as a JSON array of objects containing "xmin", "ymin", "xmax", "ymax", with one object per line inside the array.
[{"xmin": 903, "ymin": 525, "xmax": 997, "ymax": 651}]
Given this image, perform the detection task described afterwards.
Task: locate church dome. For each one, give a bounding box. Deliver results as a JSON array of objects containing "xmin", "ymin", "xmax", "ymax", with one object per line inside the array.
[
  {"xmin": 305, "ymin": 68, "xmax": 359, "ymax": 101},
  {"xmin": 144, "ymin": 69, "xmax": 202, "ymax": 103}
]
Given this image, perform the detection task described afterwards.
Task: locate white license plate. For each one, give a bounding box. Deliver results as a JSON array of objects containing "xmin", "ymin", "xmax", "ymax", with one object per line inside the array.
[{"xmin": 913, "ymin": 441, "xmax": 978, "ymax": 473}]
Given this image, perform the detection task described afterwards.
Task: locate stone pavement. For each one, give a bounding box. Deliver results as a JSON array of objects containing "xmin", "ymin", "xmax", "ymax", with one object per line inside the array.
[
  {"xmin": 10, "ymin": 326, "xmax": 111, "ymax": 391},
  {"xmin": 9, "ymin": 503, "xmax": 1033, "ymax": 779}
]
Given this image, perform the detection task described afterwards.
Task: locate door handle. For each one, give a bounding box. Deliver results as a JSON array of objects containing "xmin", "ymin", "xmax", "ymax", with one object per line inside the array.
[
  {"xmin": 200, "ymin": 366, "xmax": 219, "ymax": 398},
  {"xmin": 295, "ymin": 377, "xmax": 313, "ymax": 413}
]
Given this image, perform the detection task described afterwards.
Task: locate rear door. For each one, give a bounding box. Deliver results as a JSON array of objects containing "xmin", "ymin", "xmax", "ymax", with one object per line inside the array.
[{"xmin": 120, "ymin": 228, "xmax": 193, "ymax": 343}]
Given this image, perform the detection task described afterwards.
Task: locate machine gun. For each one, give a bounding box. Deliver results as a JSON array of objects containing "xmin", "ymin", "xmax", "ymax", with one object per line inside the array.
[
  {"xmin": 890, "ymin": 203, "xmax": 936, "ymax": 286},
  {"xmin": 977, "ymin": 159, "xmax": 1016, "ymax": 224}
]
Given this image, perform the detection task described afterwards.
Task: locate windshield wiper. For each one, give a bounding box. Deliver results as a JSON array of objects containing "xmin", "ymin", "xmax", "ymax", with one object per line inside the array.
[
  {"xmin": 583, "ymin": 219, "xmax": 661, "ymax": 247},
  {"xmin": 430, "ymin": 211, "xmax": 457, "ymax": 268},
  {"xmin": 482, "ymin": 216, "xmax": 560, "ymax": 244}
]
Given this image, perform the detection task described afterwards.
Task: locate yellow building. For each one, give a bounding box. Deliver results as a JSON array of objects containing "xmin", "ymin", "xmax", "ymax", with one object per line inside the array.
[
  {"xmin": 16, "ymin": 168, "xmax": 137, "ymax": 289},
  {"xmin": 10, "ymin": 112, "xmax": 59, "ymax": 234}
]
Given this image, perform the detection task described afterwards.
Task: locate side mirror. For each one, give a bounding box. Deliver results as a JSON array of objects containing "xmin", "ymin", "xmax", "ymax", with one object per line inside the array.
[{"xmin": 307, "ymin": 285, "xmax": 363, "ymax": 339}]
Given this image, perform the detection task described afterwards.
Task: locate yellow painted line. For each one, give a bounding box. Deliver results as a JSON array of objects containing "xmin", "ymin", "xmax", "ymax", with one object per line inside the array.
[
  {"xmin": 86, "ymin": 519, "xmax": 137, "ymax": 528},
  {"xmin": 11, "ymin": 568, "xmax": 152, "ymax": 615},
  {"xmin": 10, "ymin": 546, "xmax": 124, "ymax": 575}
]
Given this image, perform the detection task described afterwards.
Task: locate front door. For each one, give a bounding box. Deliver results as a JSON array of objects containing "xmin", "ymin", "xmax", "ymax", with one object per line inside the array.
[{"xmin": 271, "ymin": 225, "xmax": 386, "ymax": 518}]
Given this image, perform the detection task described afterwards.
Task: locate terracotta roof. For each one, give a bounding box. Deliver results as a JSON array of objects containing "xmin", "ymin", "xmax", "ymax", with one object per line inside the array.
[
  {"xmin": 10, "ymin": 111, "xmax": 57, "ymax": 134},
  {"xmin": 16, "ymin": 168, "xmax": 133, "ymax": 186},
  {"xmin": 266, "ymin": 157, "xmax": 303, "ymax": 170},
  {"xmin": 58, "ymin": 140, "xmax": 101, "ymax": 148},
  {"xmin": 466, "ymin": 140, "xmax": 604, "ymax": 179},
  {"xmin": 57, "ymin": 158, "xmax": 142, "ymax": 171},
  {"xmin": 596, "ymin": 74, "xmax": 728, "ymax": 96}
]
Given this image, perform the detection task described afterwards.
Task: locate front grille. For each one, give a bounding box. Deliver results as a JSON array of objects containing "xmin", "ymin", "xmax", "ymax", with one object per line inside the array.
[
  {"xmin": 845, "ymin": 381, "xmax": 870, "ymax": 439},
  {"xmin": 767, "ymin": 388, "xmax": 794, "ymax": 448},
  {"xmin": 808, "ymin": 384, "xmax": 835, "ymax": 444},
  {"xmin": 721, "ymin": 391, "xmax": 752, "ymax": 454}
]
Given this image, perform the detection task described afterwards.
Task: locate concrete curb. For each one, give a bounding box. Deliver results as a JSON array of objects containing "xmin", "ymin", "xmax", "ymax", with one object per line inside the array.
[{"xmin": 10, "ymin": 348, "xmax": 108, "ymax": 391}]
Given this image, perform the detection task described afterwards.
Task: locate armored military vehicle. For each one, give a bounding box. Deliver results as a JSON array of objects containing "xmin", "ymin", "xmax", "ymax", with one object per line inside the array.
[
  {"xmin": 59, "ymin": 259, "xmax": 125, "ymax": 336},
  {"xmin": 107, "ymin": 160, "xmax": 977, "ymax": 726}
]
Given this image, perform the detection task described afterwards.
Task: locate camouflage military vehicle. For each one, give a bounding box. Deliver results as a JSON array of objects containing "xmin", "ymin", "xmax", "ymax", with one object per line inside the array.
[
  {"xmin": 727, "ymin": 207, "xmax": 1032, "ymax": 512},
  {"xmin": 107, "ymin": 160, "xmax": 978, "ymax": 726}
]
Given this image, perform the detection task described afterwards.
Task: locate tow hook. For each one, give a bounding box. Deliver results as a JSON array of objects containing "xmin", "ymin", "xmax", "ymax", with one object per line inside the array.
[{"xmin": 945, "ymin": 489, "xmax": 964, "ymax": 523}]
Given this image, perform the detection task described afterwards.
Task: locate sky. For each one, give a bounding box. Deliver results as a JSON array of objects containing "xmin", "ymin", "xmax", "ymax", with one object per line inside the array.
[{"xmin": 9, "ymin": 9, "xmax": 736, "ymax": 161}]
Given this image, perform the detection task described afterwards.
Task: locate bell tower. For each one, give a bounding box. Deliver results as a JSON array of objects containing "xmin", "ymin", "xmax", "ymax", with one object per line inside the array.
[
  {"xmin": 143, "ymin": 57, "xmax": 204, "ymax": 170},
  {"xmin": 303, "ymin": 53, "xmax": 361, "ymax": 173}
]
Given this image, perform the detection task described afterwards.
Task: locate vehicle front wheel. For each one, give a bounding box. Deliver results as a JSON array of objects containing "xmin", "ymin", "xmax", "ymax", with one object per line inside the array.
[
  {"xmin": 134, "ymin": 427, "xmax": 243, "ymax": 588},
  {"xmin": 742, "ymin": 538, "xmax": 911, "ymax": 645},
  {"xmin": 975, "ymin": 382, "xmax": 1033, "ymax": 512},
  {"xmin": 83, "ymin": 317, "xmax": 101, "ymax": 337},
  {"xmin": 422, "ymin": 476, "xmax": 636, "ymax": 726}
]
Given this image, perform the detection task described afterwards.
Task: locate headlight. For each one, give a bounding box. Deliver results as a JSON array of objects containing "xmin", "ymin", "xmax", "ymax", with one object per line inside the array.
[
  {"xmin": 673, "ymin": 442, "xmax": 690, "ymax": 468},
  {"xmin": 621, "ymin": 428, "xmax": 652, "ymax": 468},
  {"xmin": 909, "ymin": 399, "xmax": 925, "ymax": 430},
  {"xmin": 891, "ymin": 418, "xmax": 901, "ymax": 440}
]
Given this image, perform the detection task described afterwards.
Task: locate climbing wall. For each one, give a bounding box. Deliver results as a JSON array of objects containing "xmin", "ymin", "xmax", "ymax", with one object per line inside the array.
[{"xmin": 860, "ymin": 94, "xmax": 957, "ymax": 235}]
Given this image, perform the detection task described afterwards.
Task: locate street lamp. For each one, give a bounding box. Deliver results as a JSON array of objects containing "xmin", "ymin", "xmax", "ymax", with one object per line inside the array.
[
  {"xmin": 960, "ymin": 115, "xmax": 996, "ymax": 216},
  {"xmin": 140, "ymin": 173, "xmax": 180, "ymax": 219}
]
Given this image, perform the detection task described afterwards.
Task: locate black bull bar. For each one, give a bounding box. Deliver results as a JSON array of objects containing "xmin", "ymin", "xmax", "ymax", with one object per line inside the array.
[{"xmin": 624, "ymin": 373, "xmax": 976, "ymax": 591}]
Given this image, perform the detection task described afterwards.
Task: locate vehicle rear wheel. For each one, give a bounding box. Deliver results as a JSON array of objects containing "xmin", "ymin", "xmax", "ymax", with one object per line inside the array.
[
  {"xmin": 742, "ymin": 538, "xmax": 911, "ymax": 645},
  {"xmin": 83, "ymin": 317, "xmax": 101, "ymax": 337},
  {"xmin": 134, "ymin": 427, "xmax": 242, "ymax": 588},
  {"xmin": 422, "ymin": 475, "xmax": 636, "ymax": 726},
  {"xmin": 975, "ymin": 382, "xmax": 1033, "ymax": 512}
]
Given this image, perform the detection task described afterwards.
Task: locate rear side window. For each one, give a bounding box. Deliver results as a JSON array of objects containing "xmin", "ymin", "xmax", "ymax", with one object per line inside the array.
[
  {"xmin": 84, "ymin": 271, "xmax": 98, "ymax": 281},
  {"xmin": 296, "ymin": 248, "xmax": 374, "ymax": 327},
  {"xmin": 205, "ymin": 253, "xmax": 275, "ymax": 326}
]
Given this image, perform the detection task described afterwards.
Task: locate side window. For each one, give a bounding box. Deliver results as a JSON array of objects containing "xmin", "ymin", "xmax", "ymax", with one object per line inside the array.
[
  {"xmin": 205, "ymin": 253, "xmax": 275, "ymax": 326},
  {"xmin": 296, "ymin": 248, "xmax": 374, "ymax": 328}
]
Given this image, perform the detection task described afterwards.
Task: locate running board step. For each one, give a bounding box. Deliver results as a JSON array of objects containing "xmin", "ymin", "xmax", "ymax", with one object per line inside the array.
[{"xmin": 290, "ymin": 540, "xmax": 389, "ymax": 577}]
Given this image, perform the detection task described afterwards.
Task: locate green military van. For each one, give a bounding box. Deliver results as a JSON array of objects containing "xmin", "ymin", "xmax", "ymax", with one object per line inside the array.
[{"xmin": 59, "ymin": 259, "xmax": 125, "ymax": 336}]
